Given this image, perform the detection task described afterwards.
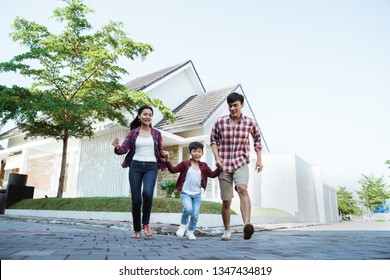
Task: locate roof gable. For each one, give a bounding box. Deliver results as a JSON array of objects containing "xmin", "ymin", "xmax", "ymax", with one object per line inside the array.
[
  {"xmin": 125, "ymin": 60, "xmax": 205, "ymax": 92},
  {"xmin": 0, "ymin": 127, "xmax": 18, "ymax": 140},
  {"xmin": 155, "ymin": 85, "xmax": 237, "ymax": 132}
]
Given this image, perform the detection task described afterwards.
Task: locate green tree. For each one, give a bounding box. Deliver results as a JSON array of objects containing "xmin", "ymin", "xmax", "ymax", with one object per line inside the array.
[
  {"xmin": 337, "ymin": 186, "xmax": 361, "ymax": 217},
  {"xmin": 0, "ymin": 0, "xmax": 175, "ymax": 198},
  {"xmin": 356, "ymin": 174, "xmax": 390, "ymax": 214},
  {"xmin": 385, "ymin": 160, "xmax": 390, "ymax": 169}
]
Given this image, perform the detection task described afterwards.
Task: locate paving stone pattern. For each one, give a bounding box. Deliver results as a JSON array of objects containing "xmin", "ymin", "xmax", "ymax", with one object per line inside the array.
[{"xmin": 0, "ymin": 215, "xmax": 389, "ymax": 260}]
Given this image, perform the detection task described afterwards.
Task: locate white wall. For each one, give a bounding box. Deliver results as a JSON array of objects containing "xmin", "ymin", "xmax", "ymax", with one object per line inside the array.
[
  {"xmin": 323, "ymin": 185, "xmax": 339, "ymax": 222},
  {"xmin": 313, "ymin": 166, "xmax": 326, "ymax": 222},
  {"xmin": 203, "ymin": 103, "xmax": 227, "ymax": 140},
  {"xmin": 295, "ymin": 155, "xmax": 318, "ymax": 222},
  {"xmin": 77, "ymin": 131, "xmax": 129, "ymax": 197},
  {"xmin": 260, "ymin": 153, "xmax": 299, "ymax": 215},
  {"xmin": 249, "ymin": 153, "xmax": 339, "ymax": 223}
]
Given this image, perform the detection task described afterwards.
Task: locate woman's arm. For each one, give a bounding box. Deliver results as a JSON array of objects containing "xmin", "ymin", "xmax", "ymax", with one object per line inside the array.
[{"xmin": 113, "ymin": 131, "xmax": 134, "ymax": 155}]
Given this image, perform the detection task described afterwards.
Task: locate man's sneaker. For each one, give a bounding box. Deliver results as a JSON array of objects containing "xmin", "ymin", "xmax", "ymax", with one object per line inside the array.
[
  {"xmin": 221, "ymin": 230, "xmax": 232, "ymax": 241},
  {"xmin": 176, "ymin": 224, "xmax": 187, "ymax": 237},
  {"xmin": 243, "ymin": 223, "xmax": 254, "ymax": 240},
  {"xmin": 187, "ymin": 230, "xmax": 196, "ymax": 240}
]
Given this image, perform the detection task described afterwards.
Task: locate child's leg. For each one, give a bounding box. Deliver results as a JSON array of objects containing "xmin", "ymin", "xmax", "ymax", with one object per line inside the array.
[
  {"xmin": 180, "ymin": 193, "xmax": 192, "ymax": 225},
  {"xmin": 188, "ymin": 194, "xmax": 202, "ymax": 231}
]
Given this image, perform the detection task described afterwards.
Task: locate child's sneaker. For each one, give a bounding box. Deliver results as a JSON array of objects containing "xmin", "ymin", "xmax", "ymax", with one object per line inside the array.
[
  {"xmin": 176, "ymin": 224, "xmax": 187, "ymax": 237},
  {"xmin": 187, "ymin": 230, "xmax": 196, "ymax": 240},
  {"xmin": 221, "ymin": 230, "xmax": 232, "ymax": 241}
]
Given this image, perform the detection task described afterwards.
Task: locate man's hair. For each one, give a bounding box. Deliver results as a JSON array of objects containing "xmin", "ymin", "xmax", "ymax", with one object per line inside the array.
[
  {"xmin": 189, "ymin": 141, "xmax": 204, "ymax": 152},
  {"xmin": 227, "ymin": 92, "xmax": 244, "ymax": 104}
]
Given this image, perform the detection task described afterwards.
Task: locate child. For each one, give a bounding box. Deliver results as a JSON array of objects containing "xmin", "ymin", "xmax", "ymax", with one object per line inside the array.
[{"xmin": 165, "ymin": 141, "xmax": 221, "ymax": 240}]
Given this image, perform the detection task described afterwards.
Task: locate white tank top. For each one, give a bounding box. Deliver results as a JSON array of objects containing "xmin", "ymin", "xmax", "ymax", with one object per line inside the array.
[
  {"xmin": 133, "ymin": 136, "xmax": 156, "ymax": 162},
  {"xmin": 182, "ymin": 167, "xmax": 202, "ymax": 195}
]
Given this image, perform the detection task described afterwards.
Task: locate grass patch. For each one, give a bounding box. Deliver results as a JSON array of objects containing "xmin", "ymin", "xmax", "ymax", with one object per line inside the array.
[
  {"xmin": 9, "ymin": 197, "xmax": 236, "ymax": 215},
  {"xmin": 251, "ymin": 207, "xmax": 293, "ymax": 217},
  {"xmin": 10, "ymin": 198, "xmax": 293, "ymax": 217}
]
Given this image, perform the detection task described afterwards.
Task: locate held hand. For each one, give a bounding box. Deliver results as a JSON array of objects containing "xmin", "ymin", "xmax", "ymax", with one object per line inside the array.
[
  {"xmin": 216, "ymin": 158, "xmax": 223, "ymax": 170},
  {"xmin": 255, "ymin": 160, "xmax": 263, "ymax": 173},
  {"xmin": 161, "ymin": 150, "xmax": 170, "ymax": 160}
]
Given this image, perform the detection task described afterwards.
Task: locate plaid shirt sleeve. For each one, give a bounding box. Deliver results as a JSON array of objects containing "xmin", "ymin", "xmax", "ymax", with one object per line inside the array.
[
  {"xmin": 153, "ymin": 129, "xmax": 164, "ymax": 156},
  {"xmin": 251, "ymin": 120, "xmax": 262, "ymax": 152},
  {"xmin": 210, "ymin": 119, "xmax": 220, "ymax": 147},
  {"xmin": 114, "ymin": 130, "xmax": 135, "ymax": 155}
]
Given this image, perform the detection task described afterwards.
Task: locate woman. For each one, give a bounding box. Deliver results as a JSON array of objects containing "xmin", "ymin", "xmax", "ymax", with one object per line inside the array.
[{"xmin": 112, "ymin": 105, "xmax": 167, "ymax": 238}]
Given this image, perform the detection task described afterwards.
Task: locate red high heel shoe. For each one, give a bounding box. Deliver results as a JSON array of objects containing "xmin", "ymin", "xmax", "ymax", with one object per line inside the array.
[{"xmin": 143, "ymin": 224, "xmax": 153, "ymax": 237}]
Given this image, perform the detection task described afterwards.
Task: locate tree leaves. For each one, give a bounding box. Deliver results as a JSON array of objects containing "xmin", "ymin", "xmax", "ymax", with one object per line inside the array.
[
  {"xmin": 357, "ymin": 174, "xmax": 390, "ymax": 214},
  {"xmin": 1, "ymin": 0, "xmax": 175, "ymax": 140},
  {"xmin": 0, "ymin": 0, "xmax": 175, "ymax": 197},
  {"xmin": 337, "ymin": 186, "xmax": 361, "ymax": 216}
]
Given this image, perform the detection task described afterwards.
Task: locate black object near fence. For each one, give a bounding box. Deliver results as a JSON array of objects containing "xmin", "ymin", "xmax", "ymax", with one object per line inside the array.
[{"xmin": 0, "ymin": 173, "xmax": 34, "ymax": 214}]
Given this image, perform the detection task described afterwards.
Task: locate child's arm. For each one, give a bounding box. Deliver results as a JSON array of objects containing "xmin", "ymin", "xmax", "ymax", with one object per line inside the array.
[
  {"xmin": 166, "ymin": 159, "xmax": 184, "ymax": 174},
  {"xmin": 205, "ymin": 164, "xmax": 222, "ymax": 178}
]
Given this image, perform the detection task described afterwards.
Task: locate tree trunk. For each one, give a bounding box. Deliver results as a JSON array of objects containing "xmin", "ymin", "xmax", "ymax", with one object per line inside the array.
[{"xmin": 56, "ymin": 134, "xmax": 69, "ymax": 198}]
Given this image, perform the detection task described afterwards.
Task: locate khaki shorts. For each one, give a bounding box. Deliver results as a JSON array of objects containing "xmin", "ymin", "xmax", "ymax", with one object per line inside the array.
[{"xmin": 218, "ymin": 164, "xmax": 249, "ymax": 200}]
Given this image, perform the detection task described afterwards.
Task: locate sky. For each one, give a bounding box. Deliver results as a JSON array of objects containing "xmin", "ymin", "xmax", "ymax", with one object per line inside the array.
[{"xmin": 1, "ymin": 0, "xmax": 389, "ymax": 194}]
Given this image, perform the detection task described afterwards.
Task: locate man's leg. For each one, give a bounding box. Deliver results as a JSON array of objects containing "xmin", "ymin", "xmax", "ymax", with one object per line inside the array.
[
  {"xmin": 234, "ymin": 164, "xmax": 254, "ymax": 239},
  {"xmin": 236, "ymin": 185, "xmax": 254, "ymax": 239},
  {"xmin": 236, "ymin": 184, "xmax": 251, "ymax": 224},
  {"xmin": 221, "ymin": 199, "xmax": 232, "ymax": 230},
  {"xmin": 219, "ymin": 172, "xmax": 234, "ymax": 240}
]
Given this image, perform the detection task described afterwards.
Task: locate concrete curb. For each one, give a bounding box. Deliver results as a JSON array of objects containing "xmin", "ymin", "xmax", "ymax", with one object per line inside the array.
[
  {"xmin": 1, "ymin": 209, "xmax": 323, "ymax": 236},
  {"xmin": 4, "ymin": 209, "xmax": 298, "ymax": 226}
]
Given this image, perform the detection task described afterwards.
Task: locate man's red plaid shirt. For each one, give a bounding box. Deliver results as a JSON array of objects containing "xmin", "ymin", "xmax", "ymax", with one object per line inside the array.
[{"xmin": 210, "ymin": 114, "xmax": 262, "ymax": 173}]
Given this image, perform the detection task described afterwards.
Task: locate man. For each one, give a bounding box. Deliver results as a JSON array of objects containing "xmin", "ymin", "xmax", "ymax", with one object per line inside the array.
[{"xmin": 210, "ymin": 92, "xmax": 263, "ymax": 240}]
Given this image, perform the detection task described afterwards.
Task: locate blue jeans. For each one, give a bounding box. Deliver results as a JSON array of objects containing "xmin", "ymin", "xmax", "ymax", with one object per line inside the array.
[
  {"xmin": 180, "ymin": 192, "xmax": 202, "ymax": 231},
  {"xmin": 129, "ymin": 160, "xmax": 158, "ymax": 232}
]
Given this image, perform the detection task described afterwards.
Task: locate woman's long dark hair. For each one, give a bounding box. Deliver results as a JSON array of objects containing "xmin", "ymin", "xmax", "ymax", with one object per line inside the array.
[{"xmin": 130, "ymin": 105, "xmax": 154, "ymax": 130}]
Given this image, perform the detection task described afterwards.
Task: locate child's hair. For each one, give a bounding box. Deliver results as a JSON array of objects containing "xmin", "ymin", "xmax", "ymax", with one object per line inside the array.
[{"xmin": 189, "ymin": 141, "xmax": 204, "ymax": 152}]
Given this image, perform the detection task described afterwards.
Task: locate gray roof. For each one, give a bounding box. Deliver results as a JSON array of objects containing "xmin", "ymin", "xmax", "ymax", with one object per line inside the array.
[
  {"xmin": 0, "ymin": 127, "xmax": 18, "ymax": 140},
  {"xmin": 156, "ymin": 85, "xmax": 238, "ymax": 131},
  {"xmin": 125, "ymin": 60, "xmax": 205, "ymax": 92}
]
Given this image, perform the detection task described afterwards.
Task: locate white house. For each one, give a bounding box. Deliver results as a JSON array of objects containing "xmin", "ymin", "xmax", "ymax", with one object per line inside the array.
[{"xmin": 0, "ymin": 60, "xmax": 339, "ymax": 223}]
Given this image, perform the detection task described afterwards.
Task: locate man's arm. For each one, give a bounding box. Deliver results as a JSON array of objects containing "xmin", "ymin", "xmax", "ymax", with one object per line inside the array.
[
  {"xmin": 251, "ymin": 121, "xmax": 263, "ymax": 173},
  {"xmin": 210, "ymin": 120, "xmax": 223, "ymax": 169},
  {"xmin": 211, "ymin": 144, "xmax": 223, "ymax": 169},
  {"xmin": 255, "ymin": 149, "xmax": 263, "ymax": 173}
]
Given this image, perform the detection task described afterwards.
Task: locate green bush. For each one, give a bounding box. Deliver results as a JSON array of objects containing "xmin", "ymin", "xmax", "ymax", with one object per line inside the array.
[{"xmin": 160, "ymin": 179, "xmax": 180, "ymax": 198}]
